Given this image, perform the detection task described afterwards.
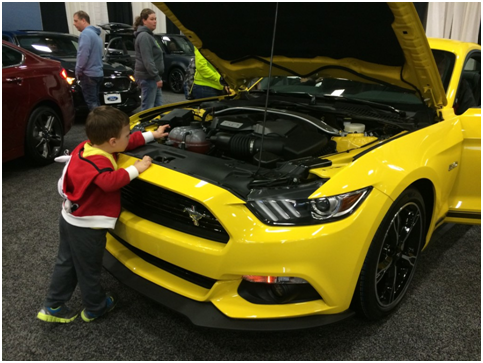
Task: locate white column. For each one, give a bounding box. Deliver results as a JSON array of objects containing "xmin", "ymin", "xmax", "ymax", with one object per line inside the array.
[
  {"xmin": 426, "ymin": 2, "xmax": 481, "ymax": 43},
  {"xmin": 64, "ymin": 2, "xmax": 109, "ymax": 37}
]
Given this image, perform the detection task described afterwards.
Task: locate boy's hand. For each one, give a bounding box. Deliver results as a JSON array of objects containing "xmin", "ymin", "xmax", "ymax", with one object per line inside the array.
[
  {"xmin": 152, "ymin": 125, "xmax": 170, "ymax": 139},
  {"xmin": 134, "ymin": 155, "xmax": 152, "ymax": 174}
]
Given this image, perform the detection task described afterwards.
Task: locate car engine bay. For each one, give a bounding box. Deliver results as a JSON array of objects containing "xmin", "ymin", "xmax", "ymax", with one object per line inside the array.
[{"xmin": 127, "ymin": 96, "xmax": 434, "ymax": 198}]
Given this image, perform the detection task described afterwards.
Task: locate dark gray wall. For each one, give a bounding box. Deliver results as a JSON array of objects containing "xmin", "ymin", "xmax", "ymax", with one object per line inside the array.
[
  {"xmin": 2, "ymin": 2, "xmax": 42, "ymax": 30},
  {"xmin": 2, "ymin": 2, "xmax": 136, "ymax": 33},
  {"xmin": 40, "ymin": 3, "xmax": 69, "ymax": 33}
]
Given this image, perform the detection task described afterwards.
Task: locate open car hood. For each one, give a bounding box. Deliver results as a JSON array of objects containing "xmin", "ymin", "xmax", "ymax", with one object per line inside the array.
[{"xmin": 155, "ymin": 2, "xmax": 446, "ymax": 108}]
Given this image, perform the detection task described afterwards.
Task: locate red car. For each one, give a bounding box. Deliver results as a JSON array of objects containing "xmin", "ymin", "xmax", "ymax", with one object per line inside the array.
[{"xmin": 2, "ymin": 40, "xmax": 75, "ymax": 165}]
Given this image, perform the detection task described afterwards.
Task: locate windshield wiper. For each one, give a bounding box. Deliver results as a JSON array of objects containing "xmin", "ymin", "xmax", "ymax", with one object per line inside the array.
[
  {"xmin": 252, "ymin": 91, "xmax": 408, "ymax": 117},
  {"xmin": 250, "ymin": 89, "xmax": 321, "ymax": 106},
  {"xmin": 319, "ymin": 94, "xmax": 406, "ymax": 117}
]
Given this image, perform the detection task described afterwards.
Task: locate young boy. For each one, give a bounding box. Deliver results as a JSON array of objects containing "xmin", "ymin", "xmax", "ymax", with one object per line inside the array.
[{"xmin": 37, "ymin": 106, "xmax": 169, "ymax": 323}]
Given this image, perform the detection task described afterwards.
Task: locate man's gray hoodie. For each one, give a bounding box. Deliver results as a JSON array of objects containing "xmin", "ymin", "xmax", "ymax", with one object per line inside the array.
[
  {"xmin": 134, "ymin": 26, "xmax": 164, "ymax": 82},
  {"xmin": 76, "ymin": 25, "xmax": 103, "ymax": 77}
]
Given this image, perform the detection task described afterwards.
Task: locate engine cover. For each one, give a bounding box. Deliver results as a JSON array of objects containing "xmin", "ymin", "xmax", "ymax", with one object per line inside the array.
[{"xmin": 211, "ymin": 113, "xmax": 328, "ymax": 167}]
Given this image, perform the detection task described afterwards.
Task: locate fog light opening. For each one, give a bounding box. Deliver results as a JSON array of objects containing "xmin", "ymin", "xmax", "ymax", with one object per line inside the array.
[
  {"xmin": 269, "ymin": 284, "xmax": 300, "ymax": 303},
  {"xmin": 238, "ymin": 277, "xmax": 321, "ymax": 305},
  {"xmin": 241, "ymin": 275, "xmax": 311, "ymax": 303},
  {"xmin": 242, "ymin": 275, "xmax": 308, "ymax": 284}
]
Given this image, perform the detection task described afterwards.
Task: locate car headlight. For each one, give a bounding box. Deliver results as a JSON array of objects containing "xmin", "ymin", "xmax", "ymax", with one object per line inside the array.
[{"xmin": 247, "ymin": 187, "xmax": 371, "ymax": 226}]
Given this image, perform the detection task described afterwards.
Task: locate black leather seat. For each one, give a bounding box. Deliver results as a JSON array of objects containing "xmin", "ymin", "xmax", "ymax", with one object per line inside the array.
[{"xmin": 461, "ymin": 70, "xmax": 481, "ymax": 107}]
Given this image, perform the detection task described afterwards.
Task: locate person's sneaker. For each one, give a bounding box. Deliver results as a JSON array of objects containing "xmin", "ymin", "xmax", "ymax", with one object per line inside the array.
[
  {"xmin": 37, "ymin": 305, "xmax": 79, "ymax": 323},
  {"xmin": 81, "ymin": 292, "xmax": 118, "ymax": 322}
]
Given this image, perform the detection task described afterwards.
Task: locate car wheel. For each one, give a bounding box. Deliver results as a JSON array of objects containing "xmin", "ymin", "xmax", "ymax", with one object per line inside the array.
[
  {"xmin": 352, "ymin": 187, "xmax": 425, "ymax": 320},
  {"xmin": 168, "ymin": 68, "xmax": 185, "ymax": 93},
  {"xmin": 25, "ymin": 106, "xmax": 64, "ymax": 166}
]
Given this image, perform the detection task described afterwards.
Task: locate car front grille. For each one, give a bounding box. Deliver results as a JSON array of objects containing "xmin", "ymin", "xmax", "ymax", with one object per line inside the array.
[
  {"xmin": 121, "ymin": 179, "xmax": 230, "ymax": 243},
  {"xmin": 101, "ymin": 77, "xmax": 132, "ymax": 92}
]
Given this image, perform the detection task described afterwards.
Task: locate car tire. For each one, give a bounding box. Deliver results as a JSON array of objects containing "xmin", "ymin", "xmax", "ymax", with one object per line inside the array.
[
  {"xmin": 352, "ymin": 187, "xmax": 426, "ymax": 320},
  {"xmin": 168, "ymin": 68, "xmax": 185, "ymax": 93},
  {"xmin": 25, "ymin": 106, "xmax": 64, "ymax": 166}
]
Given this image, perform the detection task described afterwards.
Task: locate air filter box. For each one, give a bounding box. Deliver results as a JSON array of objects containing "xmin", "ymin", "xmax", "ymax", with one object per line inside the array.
[{"xmin": 161, "ymin": 108, "xmax": 193, "ymax": 128}]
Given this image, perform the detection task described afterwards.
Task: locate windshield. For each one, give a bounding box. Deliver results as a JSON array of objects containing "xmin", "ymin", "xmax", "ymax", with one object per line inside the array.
[
  {"xmin": 155, "ymin": 35, "xmax": 194, "ymax": 56},
  {"xmin": 255, "ymin": 75, "xmax": 422, "ymax": 106},
  {"xmin": 17, "ymin": 35, "xmax": 78, "ymax": 57},
  {"xmin": 431, "ymin": 49, "xmax": 455, "ymax": 92}
]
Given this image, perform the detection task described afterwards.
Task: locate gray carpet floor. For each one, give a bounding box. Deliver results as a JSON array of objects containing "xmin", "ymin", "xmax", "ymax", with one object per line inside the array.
[{"xmin": 2, "ymin": 91, "xmax": 481, "ymax": 360}]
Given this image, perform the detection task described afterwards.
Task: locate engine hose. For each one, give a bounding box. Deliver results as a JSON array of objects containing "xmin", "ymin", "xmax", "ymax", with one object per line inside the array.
[
  {"xmin": 229, "ymin": 134, "xmax": 253, "ymax": 158},
  {"xmin": 179, "ymin": 131, "xmax": 192, "ymax": 150}
]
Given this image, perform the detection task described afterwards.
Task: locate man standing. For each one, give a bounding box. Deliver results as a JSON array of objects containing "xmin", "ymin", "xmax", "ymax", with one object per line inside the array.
[{"xmin": 73, "ymin": 11, "xmax": 103, "ymax": 111}]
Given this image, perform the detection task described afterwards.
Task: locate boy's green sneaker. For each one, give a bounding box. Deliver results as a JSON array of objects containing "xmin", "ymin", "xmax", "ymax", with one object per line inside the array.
[
  {"xmin": 81, "ymin": 292, "xmax": 117, "ymax": 322},
  {"xmin": 37, "ymin": 305, "xmax": 79, "ymax": 323}
]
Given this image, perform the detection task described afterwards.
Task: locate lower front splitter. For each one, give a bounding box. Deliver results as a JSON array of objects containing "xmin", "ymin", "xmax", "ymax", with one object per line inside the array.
[{"xmin": 103, "ymin": 250, "xmax": 355, "ymax": 331}]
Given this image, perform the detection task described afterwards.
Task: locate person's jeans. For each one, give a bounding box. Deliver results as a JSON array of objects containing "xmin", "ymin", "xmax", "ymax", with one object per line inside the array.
[
  {"xmin": 192, "ymin": 84, "xmax": 223, "ymax": 99},
  {"xmin": 78, "ymin": 75, "xmax": 103, "ymax": 111},
  {"xmin": 45, "ymin": 216, "xmax": 108, "ymax": 314},
  {"xmin": 138, "ymin": 79, "xmax": 163, "ymax": 111}
]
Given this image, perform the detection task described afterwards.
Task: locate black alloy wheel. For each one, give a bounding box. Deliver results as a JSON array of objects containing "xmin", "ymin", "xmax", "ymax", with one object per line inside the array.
[
  {"xmin": 352, "ymin": 187, "xmax": 425, "ymax": 320},
  {"xmin": 168, "ymin": 67, "xmax": 185, "ymax": 93},
  {"xmin": 25, "ymin": 106, "xmax": 64, "ymax": 166}
]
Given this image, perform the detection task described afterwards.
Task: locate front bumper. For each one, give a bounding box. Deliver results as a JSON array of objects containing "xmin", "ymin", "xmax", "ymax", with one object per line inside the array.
[
  {"xmin": 103, "ymin": 249, "xmax": 355, "ymax": 331},
  {"xmin": 105, "ymin": 154, "xmax": 392, "ymax": 329},
  {"xmin": 71, "ymin": 84, "xmax": 140, "ymax": 113}
]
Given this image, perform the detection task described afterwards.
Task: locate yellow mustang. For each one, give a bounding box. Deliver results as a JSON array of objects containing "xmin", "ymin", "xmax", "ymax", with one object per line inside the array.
[{"xmin": 103, "ymin": 3, "xmax": 481, "ymax": 329}]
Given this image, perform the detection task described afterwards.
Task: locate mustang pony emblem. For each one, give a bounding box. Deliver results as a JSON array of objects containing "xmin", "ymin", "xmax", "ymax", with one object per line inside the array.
[{"xmin": 183, "ymin": 205, "xmax": 206, "ymax": 226}]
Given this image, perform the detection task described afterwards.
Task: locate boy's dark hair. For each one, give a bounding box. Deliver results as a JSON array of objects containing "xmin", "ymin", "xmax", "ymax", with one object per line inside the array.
[
  {"xmin": 74, "ymin": 10, "xmax": 90, "ymax": 24},
  {"xmin": 86, "ymin": 106, "xmax": 130, "ymax": 145}
]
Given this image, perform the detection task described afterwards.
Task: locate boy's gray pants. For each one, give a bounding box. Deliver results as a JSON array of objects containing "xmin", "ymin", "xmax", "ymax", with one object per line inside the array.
[{"xmin": 45, "ymin": 215, "xmax": 108, "ymax": 315}]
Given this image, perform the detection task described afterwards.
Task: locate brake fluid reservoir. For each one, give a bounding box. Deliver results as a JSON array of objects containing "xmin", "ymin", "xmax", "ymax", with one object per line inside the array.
[
  {"xmin": 344, "ymin": 123, "xmax": 365, "ymax": 133},
  {"xmin": 332, "ymin": 123, "xmax": 378, "ymax": 152}
]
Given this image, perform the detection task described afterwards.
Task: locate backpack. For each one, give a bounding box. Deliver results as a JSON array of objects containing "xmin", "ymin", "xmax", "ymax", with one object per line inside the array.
[{"xmin": 183, "ymin": 57, "xmax": 196, "ymax": 100}]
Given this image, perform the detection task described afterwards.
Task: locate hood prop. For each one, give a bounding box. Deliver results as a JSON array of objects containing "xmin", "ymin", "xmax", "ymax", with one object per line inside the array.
[{"xmin": 255, "ymin": 3, "xmax": 279, "ymax": 175}]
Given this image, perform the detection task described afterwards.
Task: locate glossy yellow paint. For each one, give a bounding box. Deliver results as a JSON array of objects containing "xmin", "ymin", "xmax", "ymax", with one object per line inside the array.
[
  {"xmin": 111, "ymin": 105, "xmax": 477, "ymax": 319},
  {"xmin": 428, "ymin": 39, "xmax": 481, "ymax": 221},
  {"xmin": 387, "ymin": 3, "xmax": 446, "ymax": 108},
  {"xmin": 108, "ymin": 160, "xmax": 393, "ymax": 317},
  {"xmin": 111, "ymin": 8, "xmax": 480, "ymax": 323},
  {"xmin": 331, "ymin": 134, "xmax": 378, "ymax": 152},
  {"xmin": 447, "ymin": 109, "xmax": 481, "ymax": 215}
]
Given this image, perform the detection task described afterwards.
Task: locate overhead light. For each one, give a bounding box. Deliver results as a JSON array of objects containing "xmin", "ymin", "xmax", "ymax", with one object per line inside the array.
[{"xmin": 32, "ymin": 44, "xmax": 51, "ymax": 53}]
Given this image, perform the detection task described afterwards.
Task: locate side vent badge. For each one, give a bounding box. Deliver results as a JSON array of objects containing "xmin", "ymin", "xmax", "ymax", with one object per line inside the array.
[{"xmin": 448, "ymin": 162, "xmax": 458, "ymax": 171}]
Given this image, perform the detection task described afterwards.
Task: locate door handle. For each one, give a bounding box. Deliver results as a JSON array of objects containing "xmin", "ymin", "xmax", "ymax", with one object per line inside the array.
[{"xmin": 6, "ymin": 77, "xmax": 22, "ymax": 84}]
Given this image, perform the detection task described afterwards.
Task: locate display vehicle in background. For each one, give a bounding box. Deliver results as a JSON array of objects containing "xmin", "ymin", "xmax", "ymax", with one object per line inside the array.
[
  {"xmin": 2, "ymin": 40, "xmax": 75, "ymax": 165},
  {"xmin": 100, "ymin": 22, "xmax": 194, "ymax": 93},
  {"xmin": 102, "ymin": 3, "xmax": 481, "ymax": 330},
  {"xmin": 2, "ymin": 30, "xmax": 141, "ymax": 115}
]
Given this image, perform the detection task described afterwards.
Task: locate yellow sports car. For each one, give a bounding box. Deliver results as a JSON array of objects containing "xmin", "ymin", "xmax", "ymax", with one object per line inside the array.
[{"xmin": 103, "ymin": 3, "xmax": 481, "ymax": 330}]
